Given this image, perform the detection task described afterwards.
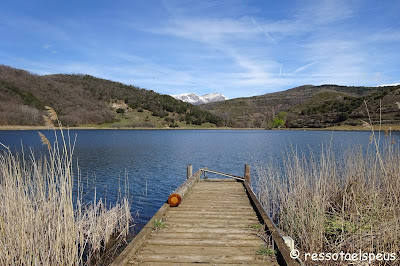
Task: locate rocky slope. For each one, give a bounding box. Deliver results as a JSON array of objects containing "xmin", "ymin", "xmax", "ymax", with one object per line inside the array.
[{"xmin": 171, "ymin": 92, "xmax": 227, "ymax": 105}]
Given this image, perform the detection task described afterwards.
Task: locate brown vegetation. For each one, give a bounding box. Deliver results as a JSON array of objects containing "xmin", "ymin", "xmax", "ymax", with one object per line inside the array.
[
  {"xmin": 0, "ymin": 65, "xmax": 222, "ymax": 127},
  {"xmin": 255, "ymin": 134, "xmax": 400, "ymax": 263},
  {"xmin": 0, "ymin": 108, "xmax": 132, "ymax": 264},
  {"xmin": 200, "ymin": 84, "xmax": 400, "ymax": 128}
]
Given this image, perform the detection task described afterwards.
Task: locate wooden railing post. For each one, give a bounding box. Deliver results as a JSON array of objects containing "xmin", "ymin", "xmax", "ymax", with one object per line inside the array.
[
  {"xmin": 187, "ymin": 165, "xmax": 193, "ymax": 180},
  {"xmin": 244, "ymin": 164, "xmax": 250, "ymax": 183}
]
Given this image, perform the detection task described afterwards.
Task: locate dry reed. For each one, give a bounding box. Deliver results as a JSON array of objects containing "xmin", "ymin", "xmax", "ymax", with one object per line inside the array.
[
  {"xmin": 255, "ymin": 137, "xmax": 400, "ymax": 262},
  {"xmin": 0, "ymin": 107, "xmax": 131, "ymax": 265}
]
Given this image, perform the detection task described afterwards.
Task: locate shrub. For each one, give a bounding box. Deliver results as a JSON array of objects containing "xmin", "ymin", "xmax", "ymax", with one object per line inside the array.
[{"xmin": 271, "ymin": 117, "xmax": 285, "ymax": 128}]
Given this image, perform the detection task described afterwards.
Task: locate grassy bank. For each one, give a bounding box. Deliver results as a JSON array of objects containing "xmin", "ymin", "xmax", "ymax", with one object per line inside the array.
[
  {"xmin": 0, "ymin": 107, "xmax": 132, "ymax": 265},
  {"xmin": 255, "ymin": 134, "xmax": 400, "ymax": 262},
  {"xmin": 325, "ymin": 124, "xmax": 400, "ymax": 131},
  {"xmin": 4, "ymin": 122, "xmax": 400, "ymax": 131}
]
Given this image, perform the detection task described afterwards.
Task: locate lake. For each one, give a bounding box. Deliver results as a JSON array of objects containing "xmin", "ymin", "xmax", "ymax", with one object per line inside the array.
[{"xmin": 0, "ymin": 129, "xmax": 398, "ymax": 232}]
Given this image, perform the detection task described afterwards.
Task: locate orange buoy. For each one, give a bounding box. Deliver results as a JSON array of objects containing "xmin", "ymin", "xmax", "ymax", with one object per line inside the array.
[{"xmin": 168, "ymin": 193, "xmax": 182, "ymax": 207}]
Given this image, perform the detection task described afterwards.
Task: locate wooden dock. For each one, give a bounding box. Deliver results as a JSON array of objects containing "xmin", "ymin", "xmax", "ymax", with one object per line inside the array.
[{"xmin": 112, "ymin": 166, "xmax": 297, "ymax": 266}]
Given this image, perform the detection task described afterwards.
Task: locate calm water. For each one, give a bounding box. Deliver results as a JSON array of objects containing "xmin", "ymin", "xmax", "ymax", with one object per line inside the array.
[{"xmin": 0, "ymin": 129, "xmax": 398, "ymax": 232}]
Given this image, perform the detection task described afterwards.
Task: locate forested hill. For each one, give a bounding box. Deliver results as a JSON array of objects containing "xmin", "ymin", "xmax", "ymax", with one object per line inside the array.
[
  {"xmin": 200, "ymin": 84, "xmax": 400, "ymax": 128},
  {"xmin": 0, "ymin": 65, "xmax": 223, "ymax": 127},
  {"xmin": 2, "ymin": 65, "xmax": 400, "ymax": 129}
]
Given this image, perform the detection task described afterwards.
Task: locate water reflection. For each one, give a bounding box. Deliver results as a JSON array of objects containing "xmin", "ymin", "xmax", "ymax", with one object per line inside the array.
[{"xmin": 1, "ymin": 129, "xmax": 399, "ymax": 232}]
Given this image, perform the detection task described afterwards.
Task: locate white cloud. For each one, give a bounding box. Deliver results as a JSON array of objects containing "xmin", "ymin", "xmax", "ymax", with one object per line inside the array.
[
  {"xmin": 293, "ymin": 61, "xmax": 319, "ymax": 74},
  {"xmin": 2, "ymin": 0, "xmax": 398, "ymax": 99},
  {"xmin": 371, "ymin": 29, "xmax": 400, "ymax": 42},
  {"xmin": 294, "ymin": 0, "xmax": 358, "ymax": 24}
]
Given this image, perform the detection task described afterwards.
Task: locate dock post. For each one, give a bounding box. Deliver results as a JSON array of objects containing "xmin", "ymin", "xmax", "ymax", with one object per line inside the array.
[
  {"xmin": 187, "ymin": 165, "xmax": 193, "ymax": 180},
  {"xmin": 244, "ymin": 164, "xmax": 250, "ymax": 183}
]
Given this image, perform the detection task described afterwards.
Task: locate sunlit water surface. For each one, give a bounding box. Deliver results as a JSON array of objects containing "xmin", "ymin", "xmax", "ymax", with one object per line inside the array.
[{"xmin": 1, "ymin": 129, "xmax": 398, "ymax": 233}]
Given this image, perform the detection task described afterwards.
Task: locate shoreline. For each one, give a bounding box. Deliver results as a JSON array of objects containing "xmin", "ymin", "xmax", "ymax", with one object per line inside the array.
[{"xmin": 1, "ymin": 125, "xmax": 400, "ymax": 131}]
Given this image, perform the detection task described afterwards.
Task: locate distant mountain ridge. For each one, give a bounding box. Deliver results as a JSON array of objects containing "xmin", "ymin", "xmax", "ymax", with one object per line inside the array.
[
  {"xmin": 200, "ymin": 84, "xmax": 400, "ymax": 128},
  {"xmin": 171, "ymin": 92, "xmax": 228, "ymax": 105},
  {"xmin": 377, "ymin": 83, "xmax": 400, "ymax": 87},
  {"xmin": 3, "ymin": 65, "xmax": 400, "ymax": 129}
]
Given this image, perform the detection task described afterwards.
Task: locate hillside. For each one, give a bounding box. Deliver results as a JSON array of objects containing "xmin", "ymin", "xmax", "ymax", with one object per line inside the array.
[
  {"xmin": 2, "ymin": 65, "xmax": 400, "ymax": 129},
  {"xmin": 0, "ymin": 65, "xmax": 223, "ymax": 128},
  {"xmin": 200, "ymin": 84, "xmax": 400, "ymax": 128}
]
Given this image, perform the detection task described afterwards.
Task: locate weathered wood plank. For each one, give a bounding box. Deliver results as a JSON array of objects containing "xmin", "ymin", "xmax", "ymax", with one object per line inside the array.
[
  {"xmin": 132, "ymin": 253, "xmax": 276, "ymax": 264},
  {"xmin": 173, "ymin": 205, "xmax": 254, "ymax": 211},
  {"xmin": 165, "ymin": 217, "xmax": 259, "ymax": 224},
  {"xmin": 147, "ymin": 232, "xmax": 260, "ymax": 240},
  {"xmin": 156, "ymin": 227, "xmax": 258, "ymax": 234},
  {"xmin": 167, "ymin": 209, "xmax": 256, "ymax": 214},
  {"xmin": 139, "ymin": 245, "xmax": 263, "ymax": 255},
  {"xmin": 177, "ymin": 201, "xmax": 252, "ymax": 206},
  {"xmin": 199, "ymin": 178, "xmax": 237, "ymax": 182},
  {"xmin": 164, "ymin": 221, "xmax": 259, "ymax": 227},
  {"xmin": 114, "ymin": 177, "xmax": 279, "ymax": 265},
  {"xmin": 162, "ymin": 221, "xmax": 259, "ymax": 228},
  {"xmin": 165, "ymin": 213, "xmax": 257, "ymax": 219},
  {"xmin": 110, "ymin": 203, "xmax": 170, "ymax": 266},
  {"xmin": 243, "ymin": 181, "xmax": 299, "ymax": 266},
  {"xmin": 129, "ymin": 261, "xmax": 277, "ymax": 266},
  {"xmin": 145, "ymin": 238, "xmax": 263, "ymax": 247}
]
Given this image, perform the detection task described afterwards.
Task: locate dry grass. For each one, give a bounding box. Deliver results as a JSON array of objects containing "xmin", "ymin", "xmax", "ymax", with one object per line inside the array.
[
  {"xmin": 255, "ymin": 134, "xmax": 400, "ymax": 258},
  {"xmin": 0, "ymin": 107, "xmax": 131, "ymax": 265}
]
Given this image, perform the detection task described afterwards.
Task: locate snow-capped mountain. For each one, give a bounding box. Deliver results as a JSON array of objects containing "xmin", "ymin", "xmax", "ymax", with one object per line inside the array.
[
  {"xmin": 171, "ymin": 92, "xmax": 228, "ymax": 105},
  {"xmin": 377, "ymin": 83, "xmax": 400, "ymax": 87}
]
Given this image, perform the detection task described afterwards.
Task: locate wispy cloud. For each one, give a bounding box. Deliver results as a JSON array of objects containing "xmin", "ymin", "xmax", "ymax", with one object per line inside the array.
[
  {"xmin": 1, "ymin": 0, "xmax": 399, "ymax": 98},
  {"xmin": 250, "ymin": 17, "xmax": 277, "ymax": 45},
  {"xmin": 293, "ymin": 61, "xmax": 319, "ymax": 74},
  {"xmin": 294, "ymin": 0, "xmax": 357, "ymax": 24}
]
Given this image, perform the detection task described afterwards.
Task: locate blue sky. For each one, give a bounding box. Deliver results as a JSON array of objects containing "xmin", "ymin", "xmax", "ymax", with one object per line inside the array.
[{"xmin": 1, "ymin": 0, "xmax": 399, "ymax": 99}]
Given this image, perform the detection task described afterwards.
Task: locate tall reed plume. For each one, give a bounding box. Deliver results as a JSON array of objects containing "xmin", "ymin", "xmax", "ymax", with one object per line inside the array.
[
  {"xmin": 255, "ymin": 103, "xmax": 399, "ymax": 263},
  {"xmin": 0, "ymin": 106, "xmax": 132, "ymax": 265}
]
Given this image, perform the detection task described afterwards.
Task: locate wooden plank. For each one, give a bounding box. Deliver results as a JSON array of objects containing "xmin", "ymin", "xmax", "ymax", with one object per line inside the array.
[
  {"xmin": 156, "ymin": 227, "xmax": 258, "ymax": 234},
  {"xmin": 173, "ymin": 205, "xmax": 254, "ymax": 211},
  {"xmin": 132, "ymin": 253, "xmax": 276, "ymax": 264},
  {"xmin": 147, "ymin": 232, "xmax": 260, "ymax": 240},
  {"xmin": 145, "ymin": 238, "xmax": 262, "ymax": 247},
  {"xmin": 129, "ymin": 262, "xmax": 276, "ymax": 266},
  {"xmin": 129, "ymin": 263, "xmax": 276, "ymax": 266},
  {"xmin": 166, "ymin": 211, "xmax": 257, "ymax": 217},
  {"xmin": 164, "ymin": 214, "xmax": 258, "ymax": 221},
  {"xmin": 180, "ymin": 200, "xmax": 251, "ymax": 205},
  {"xmin": 184, "ymin": 191, "xmax": 246, "ymax": 195},
  {"xmin": 162, "ymin": 221, "xmax": 259, "ymax": 228},
  {"xmin": 193, "ymin": 182, "xmax": 242, "ymax": 186},
  {"xmin": 163, "ymin": 222, "xmax": 260, "ymax": 229},
  {"xmin": 243, "ymin": 181, "xmax": 299, "ymax": 266},
  {"xmin": 113, "ymin": 173, "xmax": 279, "ymax": 266},
  {"xmin": 186, "ymin": 164, "xmax": 192, "ymax": 179},
  {"xmin": 245, "ymin": 164, "xmax": 250, "ymax": 182},
  {"xmin": 199, "ymin": 178, "xmax": 237, "ymax": 182},
  {"xmin": 110, "ymin": 203, "xmax": 170, "ymax": 266},
  {"xmin": 139, "ymin": 245, "xmax": 262, "ymax": 255},
  {"xmin": 167, "ymin": 209, "xmax": 256, "ymax": 214}
]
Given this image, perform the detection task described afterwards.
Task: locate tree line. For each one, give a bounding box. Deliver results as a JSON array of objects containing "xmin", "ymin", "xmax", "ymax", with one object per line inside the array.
[{"xmin": 0, "ymin": 65, "xmax": 223, "ymax": 127}]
